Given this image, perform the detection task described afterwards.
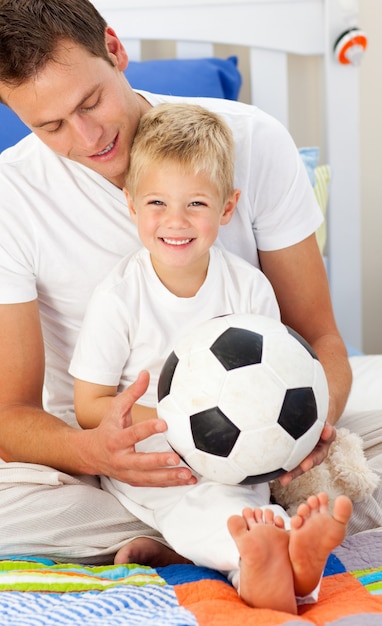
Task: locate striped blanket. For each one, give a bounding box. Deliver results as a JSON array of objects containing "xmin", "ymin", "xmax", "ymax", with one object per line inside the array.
[{"xmin": 1, "ymin": 531, "xmax": 382, "ymax": 625}]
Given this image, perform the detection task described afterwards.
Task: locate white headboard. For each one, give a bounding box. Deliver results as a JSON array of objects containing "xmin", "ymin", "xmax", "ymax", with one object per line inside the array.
[{"xmin": 92, "ymin": 0, "xmax": 363, "ymax": 352}]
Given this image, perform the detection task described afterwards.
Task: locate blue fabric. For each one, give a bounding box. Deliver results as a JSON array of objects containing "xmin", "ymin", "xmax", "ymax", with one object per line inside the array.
[
  {"xmin": 0, "ymin": 104, "xmax": 30, "ymax": 152},
  {"xmin": 323, "ymin": 552, "xmax": 347, "ymax": 576},
  {"xmin": 126, "ymin": 56, "xmax": 242, "ymax": 101},
  {"xmin": 299, "ymin": 146, "xmax": 320, "ymax": 186},
  {"xmin": 157, "ymin": 563, "xmax": 228, "ymax": 585},
  {"xmin": 0, "ymin": 56, "xmax": 242, "ymax": 153}
]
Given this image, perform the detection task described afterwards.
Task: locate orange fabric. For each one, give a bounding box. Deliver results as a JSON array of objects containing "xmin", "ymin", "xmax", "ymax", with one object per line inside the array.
[{"xmin": 175, "ymin": 573, "xmax": 382, "ymax": 626}]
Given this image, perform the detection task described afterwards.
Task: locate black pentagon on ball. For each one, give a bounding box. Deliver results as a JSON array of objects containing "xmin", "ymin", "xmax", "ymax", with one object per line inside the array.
[
  {"xmin": 157, "ymin": 351, "xmax": 179, "ymax": 401},
  {"xmin": 240, "ymin": 467, "xmax": 287, "ymax": 485},
  {"xmin": 278, "ymin": 387, "xmax": 317, "ymax": 439},
  {"xmin": 210, "ymin": 327, "xmax": 263, "ymax": 371},
  {"xmin": 190, "ymin": 406, "xmax": 240, "ymax": 457},
  {"xmin": 286, "ymin": 326, "xmax": 319, "ymax": 360}
]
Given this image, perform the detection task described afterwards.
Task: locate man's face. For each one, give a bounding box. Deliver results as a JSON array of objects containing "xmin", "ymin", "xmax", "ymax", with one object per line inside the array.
[{"xmin": 0, "ymin": 32, "xmax": 149, "ymax": 188}]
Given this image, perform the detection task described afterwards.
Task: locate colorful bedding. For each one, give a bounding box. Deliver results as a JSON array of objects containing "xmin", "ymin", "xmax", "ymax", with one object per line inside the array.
[{"xmin": 1, "ymin": 532, "xmax": 382, "ymax": 625}]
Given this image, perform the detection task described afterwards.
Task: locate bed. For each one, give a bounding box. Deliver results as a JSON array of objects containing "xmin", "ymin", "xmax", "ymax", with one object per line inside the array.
[{"xmin": 1, "ymin": 0, "xmax": 382, "ymax": 624}]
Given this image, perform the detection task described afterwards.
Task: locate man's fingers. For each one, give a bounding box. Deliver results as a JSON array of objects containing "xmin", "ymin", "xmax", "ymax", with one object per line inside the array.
[
  {"xmin": 119, "ymin": 417, "xmax": 168, "ymax": 446},
  {"xmin": 121, "ymin": 466, "xmax": 197, "ymax": 488},
  {"xmin": 116, "ymin": 370, "xmax": 150, "ymax": 417},
  {"xmin": 277, "ymin": 424, "xmax": 336, "ymax": 485}
]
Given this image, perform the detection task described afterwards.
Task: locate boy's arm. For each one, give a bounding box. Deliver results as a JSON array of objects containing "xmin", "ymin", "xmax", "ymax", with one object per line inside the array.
[
  {"xmin": 74, "ymin": 379, "xmax": 157, "ymax": 428},
  {"xmin": 74, "ymin": 379, "xmax": 119, "ymax": 428}
]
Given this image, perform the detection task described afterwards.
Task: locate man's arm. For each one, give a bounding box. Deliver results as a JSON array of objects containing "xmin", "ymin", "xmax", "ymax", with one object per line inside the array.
[
  {"xmin": 259, "ymin": 233, "xmax": 352, "ymax": 422},
  {"xmin": 259, "ymin": 234, "xmax": 352, "ymax": 481},
  {"xmin": 0, "ymin": 301, "xmax": 195, "ymax": 487}
]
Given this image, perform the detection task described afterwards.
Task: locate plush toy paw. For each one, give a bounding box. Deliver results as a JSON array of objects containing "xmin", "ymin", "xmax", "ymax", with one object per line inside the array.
[{"xmin": 270, "ymin": 428, "xmax": 380, "ymax": 516}]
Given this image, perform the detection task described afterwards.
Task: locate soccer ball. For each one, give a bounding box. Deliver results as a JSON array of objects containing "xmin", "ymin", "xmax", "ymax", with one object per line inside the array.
[{"xmin": 157, "ymin": 314, "xmax": 329, "ymax": 485}]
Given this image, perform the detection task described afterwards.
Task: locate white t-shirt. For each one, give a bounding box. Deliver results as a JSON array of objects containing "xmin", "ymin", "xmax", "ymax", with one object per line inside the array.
[
  {"xmin": 69, "ymin": 246, "xmax": 280, "ymax": 405},
  {"xmin": 0, "ymin": 92, "xmax": 322, "ymax": 418}
]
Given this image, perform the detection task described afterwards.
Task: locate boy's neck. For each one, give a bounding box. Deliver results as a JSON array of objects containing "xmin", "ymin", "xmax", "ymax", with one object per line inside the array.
[{"xmin": 150, "ymin": 254, "xmax": 209, "ymax": 298}]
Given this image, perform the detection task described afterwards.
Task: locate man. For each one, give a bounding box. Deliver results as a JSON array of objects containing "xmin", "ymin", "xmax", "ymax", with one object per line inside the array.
[{"xmin": 0, "ymin": 0, "xmax": 363, "ymax": 563}]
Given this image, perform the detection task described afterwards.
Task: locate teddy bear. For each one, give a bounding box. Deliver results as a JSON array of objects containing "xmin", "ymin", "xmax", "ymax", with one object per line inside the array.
[{"xmin": 270, "ymin": 427, "xmax": 380, "ymax": 516}]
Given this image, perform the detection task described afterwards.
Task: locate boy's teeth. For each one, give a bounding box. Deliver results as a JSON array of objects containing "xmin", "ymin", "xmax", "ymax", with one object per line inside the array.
[{"xmin": 163, "ymin": 238, "xmax": 192, "ymax": 245}]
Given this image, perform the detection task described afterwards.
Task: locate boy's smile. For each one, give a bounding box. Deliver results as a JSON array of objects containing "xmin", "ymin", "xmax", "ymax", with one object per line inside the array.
[{"xmin": 125, "ymin": 160, "xmax": 239, "ymax": 295}]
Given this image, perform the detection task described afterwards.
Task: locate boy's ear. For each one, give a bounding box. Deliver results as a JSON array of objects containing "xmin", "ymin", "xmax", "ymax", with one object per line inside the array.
[
  {"xmin": 123, "ymin": 188, "xmax": 137, "ymax": 222},
  {"xmin": 220, "ymin": 189, "xmax": 241, "ymax": 225}
]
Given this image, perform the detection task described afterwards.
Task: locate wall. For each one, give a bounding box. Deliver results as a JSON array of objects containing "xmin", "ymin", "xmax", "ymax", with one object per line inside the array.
[{"xmin": 359, "ymin": 0, "xmax": 382, "ymax": 353}]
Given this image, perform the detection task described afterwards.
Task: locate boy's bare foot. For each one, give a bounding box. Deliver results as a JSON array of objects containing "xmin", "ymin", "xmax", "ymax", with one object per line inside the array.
[
  {"xmin": 227, "ymin": 507, "xmax": 297, "ymax": 614},
  {"xmin": 289, "ymin": 492, "xmax": 352, "ymax": 597},
  {"xmin": 114, "ymin": 537, "xmax": 192, "ymax": 567}
]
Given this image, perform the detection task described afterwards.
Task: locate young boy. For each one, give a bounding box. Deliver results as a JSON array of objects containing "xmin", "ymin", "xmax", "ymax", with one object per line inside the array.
[{"xmin": 69, "ymin": 103, "xmax": 352, "ymax": 613}]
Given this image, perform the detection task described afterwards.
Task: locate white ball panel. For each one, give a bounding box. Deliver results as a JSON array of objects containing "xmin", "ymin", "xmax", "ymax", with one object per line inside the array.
[
  {"xmin": 230, "ymin": 425, "xmax": 294, "ymax": 475},
  {"xmin": 158, "ymin": 394, "xmax": 196, "ymax": 458},
  {"xmin": 174, "ymin": 316, "xmax": 231, "ymax": 357},
  {"xmin": 263, "ymin": 332, "xmax": 315, "ymax": 388},
  {"xmin": 218, "ymin": 364, "xmax": 286, "ymax": 431},
  {"xmin": 185, "ymin": 448, "xmax": 246, "ymax": 484},
  {"xmin": 169, "ymin": 349, "xmax": 226, "ymax": 414}
]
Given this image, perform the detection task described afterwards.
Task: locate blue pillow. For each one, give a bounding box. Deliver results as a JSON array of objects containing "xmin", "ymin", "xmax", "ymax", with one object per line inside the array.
[
  {"xmin": 0, "ymin": 56, "xmax": 242, "ymax": 152},
  {"xmin": 0, "ymin": 104, "xmax": 30, "ymax": 152},
  {"xmin": 125, "ymin": 56, "xmax": 242, "ymax": 100}
]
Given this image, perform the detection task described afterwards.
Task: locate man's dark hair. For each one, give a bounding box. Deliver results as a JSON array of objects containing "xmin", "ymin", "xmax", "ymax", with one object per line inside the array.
[{"xmin": 0, "ymin": 0, "xmax": 111, "ymax": 88}]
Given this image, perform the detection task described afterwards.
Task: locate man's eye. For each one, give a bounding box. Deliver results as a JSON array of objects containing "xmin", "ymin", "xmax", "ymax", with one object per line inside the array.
[
  {"xmin": 82, "ymin": 98, "xmax": 100, "ymax": 112},
  {"xmin": 46, "ymin": 122, "xmax": 63, "ymax": 134}
]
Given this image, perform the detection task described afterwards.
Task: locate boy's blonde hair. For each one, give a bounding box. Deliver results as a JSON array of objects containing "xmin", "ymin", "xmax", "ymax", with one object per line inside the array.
[{"xmin": 126, "ymin": 103, "xmax": 235, "ymax": 202}]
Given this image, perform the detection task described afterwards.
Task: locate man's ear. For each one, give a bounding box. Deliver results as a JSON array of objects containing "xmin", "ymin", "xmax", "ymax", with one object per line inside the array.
[
  {"xmin": 123, "ymin": 188, "xmax": 137, "ymax": 222},
  {"xmin": 104, "ymin": 26, "xmax": 129, "ymax": 71},
  {"xmin": 220, "ymin": 189, "xmax": 241, "ymax": 225}
]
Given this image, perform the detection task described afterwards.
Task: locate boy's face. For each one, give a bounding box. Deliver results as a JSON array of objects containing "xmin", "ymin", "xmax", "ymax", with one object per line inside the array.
[
  {"xmin": 0, "ymin": 29, "xmax": 150, "ymax": 189},
  {"xmin": 125, "ymin": 160, "xmax": 239, "ymax": 276}
]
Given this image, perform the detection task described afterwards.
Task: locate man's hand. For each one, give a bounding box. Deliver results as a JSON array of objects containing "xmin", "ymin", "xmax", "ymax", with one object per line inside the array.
[
  {"xmin": 277, "ymin": 422, "xmax": 336, "ymax": 485},
  {"xmin": 82, "ymin": 371, "xmax": 197, "ymax": 487}
]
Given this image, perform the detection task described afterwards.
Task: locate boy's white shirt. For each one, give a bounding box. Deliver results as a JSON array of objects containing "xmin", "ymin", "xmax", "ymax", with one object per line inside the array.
[{"xmin": 69, "ymin": 245, "xmax": 280, "ymax": 402}]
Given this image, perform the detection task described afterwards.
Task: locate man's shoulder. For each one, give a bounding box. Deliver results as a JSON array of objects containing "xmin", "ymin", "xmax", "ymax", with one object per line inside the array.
[
  {"xmin": 0, "ymin": 132, "xmax": 39, "ymax": 164},
  {"xmin": 96, "ymin": 248, "xmax": 149, "ymax": 290},
  {"xmin": 212, "ymin": 245, "xmax": 261, "ymax": 274}
]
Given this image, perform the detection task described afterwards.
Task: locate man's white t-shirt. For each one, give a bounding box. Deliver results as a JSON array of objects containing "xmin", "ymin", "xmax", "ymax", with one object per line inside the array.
[{"xmin": 0, "ymin": 92, "xmax": 322, "ymax": 418}]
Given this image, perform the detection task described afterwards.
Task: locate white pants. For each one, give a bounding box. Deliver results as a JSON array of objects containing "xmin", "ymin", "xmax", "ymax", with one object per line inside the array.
[
  {"xmin": 102, "ymin": 462, "xmax": 284, "ymax": 571},
  {"xmin": 102, "ymin": 439, "xmax": 321, "ymax": 604},
  {"xmin": 0, "ymin": 463, "xmax": 165, "ymax": 563}
]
